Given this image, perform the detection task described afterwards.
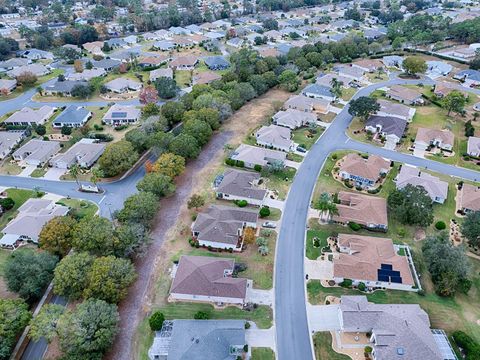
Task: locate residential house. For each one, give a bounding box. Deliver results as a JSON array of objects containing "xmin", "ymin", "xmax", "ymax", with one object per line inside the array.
[
  {"xmin": 365, "ymin": 115, "xmax": 408, "ymax": 145},
  {"xmin": 148, "ymin": 319, "xmax": 246, "ymax": 360},
  {"xmin": 1, "ymin": 198, "xmax": 69, "ymax": 249},
  {"xmin": 255, "ymin": 124, "xmax": 294, "ymax": 152},
  {"xmin": 453, "ymin": 69, "xmax": 480, "ymax": 87},
  {"xmin": 334, "ymin": 65, "xmax": 365, "ymax": 82},
  {"xmin": 153, "ymin": 40, "xmax": 175, "ymax": 51},
  {"xmin": 338, "ymin": 153, "xmax": 390, "ymax": 189},
  {"xmin": 376, "ymin": 99, "xmax": 415, "ymax": 121},
  {"xmin": 215, "ymin": 169, "xmax": 267, "ymax": 206},
  {"xmin": 458, "ymin": 183, "xmax": 480, "ymax": 213},
  {"xmin": 204, "ymin": 56, "xmax": 230, "ymax": 70},
  {"xmin": 19, "ymin": 49, "xmax": 53, "ymax": 60},
  {"xmin": 302, "ymin": 83, "xmax": 336, "ymax": 102},
  {"xmin": 150, "ymin": 67, "xmax": 173, "ymax": 82},
  {"xmin": 82, "ymin": 41, "xmax": 104, "ymax": 56},
  {"xmin": 4, "ymin": 106, "xmax": 55, "ymax": 126},
  {"xmin": 43, "ymin": 80, "xmax": 89, "ymax": 97},
  {"xmin": 415, "ymin": 128, "xmax": 454, "ymax": 152},
  {"xmin": 13, "ymin": 139, "xmax": 60, "ymax": 166},
  {"xmin": 66, "ymin": 68, "xmax": 106, "ymax": 81},
  {"xmin": 333, "ymin": 234, "xmax": 415, "ymax": 291},
  {"xmin": 0, "ymin": 131, "xmax": 25, "ymax": 160},
  {"xmin": 53, "ymin": 106, "xmax": 91, "ymax": 128},
  {"xmin": 104, "ymin": 78, "xmax": 142, "ymax": 93},
  {"xmin": 396, "ymin": 165, "xmax": 448, "ymax": 204},
  {"xmin": 0, "ymin": 58, "xmax": 30, "ymax": 72},
  {"xmin": 332, "ymin": 191, "xmax": 388, "ymax": 231},
  {"xmin": 192, "ymin": 71, "xmax": 221, "ymax": 85},
  {"xmin": 467, "ymin": 136, "xmax": 480, "ymax": 157},
  {"xmin": 316, "ymin": 73, "xmax": 352, "ymax": 89},
  {"xmin": 0, "ymin": 79, "xmax": 17, "ymax": 93},
  {"xmin": 426, "ymin": 61, "xmax": 452, "ymax": 78},
  {"xmin": 7, "ymin": 63, "xmax": 49, "ymax": 78},
  {"xmin": 230, "ymin": 144, "xmax": 286, "ymax": 169},
  {"xmin": 90, "ymin": 59, "xmax": 121, "ymax": 72},
  {"xmin": 169, "ymin": 256, "xmax": 248, "ymax": 305},
  {"xmin": 138, "ymin": 56, "xmax": 169, "ymax": 69},
  {"xmin": 226, "ymin": 37, "xmax": 244, "ymax": 48},
  {"xmin": 191, "ymin": 205, "xmax": 258, "ymax": 251},
  {"xmin": 338, "ymin": 295, "xmax": 447, "ymax": 360},
  {"xmin": 102, "ymin": 104, "xmax": 141, "ymax": 126},
  {"xmin": 123, "ymin": 35, "xmax": 137, "ymax": 45},
  {"xmin": 433, "ymin": 82, "xmax": 466, "ymax": 98},
  {"xmin": 386, "ymin": 85, "xmax": 424, "ymax": 105},
  {"xmin": 50, "ymin": 138, "xmax": 106, "ymax": 169},
  {"xmin": 352, "ymin": 59, "xmax": 383, "ymax": 73},
  {"xmin": 272, "ymin": 109, "xmax": 317, "ymax": 130},
  {"xmin": 381, "ymin": 55, "xmax": 403, "ymax": 69},
  {"xmin": 169, "ymin": 55, "xmax": 198, "ymax": 70},
  {"xmin": 105, "ymin": 38, "xmax": 127, "ymax": 49},
  {"xmin": 284, "ymin": 95, "xmax": 330, "ymax": 114}
]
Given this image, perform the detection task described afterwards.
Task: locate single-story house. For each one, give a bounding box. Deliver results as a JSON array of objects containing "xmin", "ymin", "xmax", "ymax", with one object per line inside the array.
[
  {"xmin": 53, "ymin": 106, "xmax": 92, "ymax": 128},
  {"xmin": 153, "ymin": 40, "xmax": 175, "ymax": 51},
  {"xmin": 334, "ymin": 65, "xmax": 365, "ymax": 82},
  {"xmin": 169, "ymin": 55, "xmax": 199, "ymax": 70},
  {"xmin": 191, "ymin": 204, "xmax": 258, "ymax": 251},
  {"xmin": 4, "ymin": 106, "xmax": 55, "ymax": 126},
  {"xmin": 7, "ymin": 63, "xmax": 50, "ymax": 78},
  {"xmin": 82, "ymin": 41, "xmax": 104, "ymax": 56},
  {"xmin": 333, "ymin": 234, "xmax": 415, "ymax": 291},
  {"xmin": 273, "ymin": 109, "xmax": 317, "ymax": 129},
  {"xmin": 458, "ymin": 183, "xmax": 480, "ymax": 213},
  {"xmin": 426, "ymin": 61, "xmax": 452, "ymax": 78},
  {"xmin": 50, "ymin": 138, "xmax": 106, "ymax": 169},
  {"xmin": 395, "ymin": 165, "xmax": 448, "ymax": 204},
  {"xmin": 415, "ymin": 128, "xmax": 454, "ymax": 152},
  {"xmin": 316, "ymin": 73, "xmax": 352, "ymax": 89},
  {"xmin": 13, "ymin": 139, "xmax": 61, "ymax": 166},
  {"xmin": 365, "ymin": 115, "xmax": 407, "ymax": 145},
  {"xmin": 226, "ymin": 37, "xmax": 244, "ymax": 48},
  {"xmin": 0, "ymin": 78, "xmax": 17, "ymax": 93},
  {"xmin": 332, "ymin": 191, "xmax": 388, "ymax": 231},
  {"xmin": 381, "ymin": 55, "xmax": 403, "ymax": 69},
  {"xmin": 102, "ymin": 104, "xmax": 141, "ymax": 126},
  {"xmin": 230, "ymin": 144, "xmax": 286, "ymax": 169},
  {"xmin": 338, "ymin": 153, "xmax": 391, "ymax": 189},
  {"xmin": 43, "ymin": 80, "xmax": 89, "ymax": 97},
  {"xmin": 302, "ymin": 83, "xmax": 336, "ymax": 102},
  {"xmin": 376, "ymin": 99, "xmax": 415, "ymax": 121},
  {"xmin": 204, "ymin": 56, "xmax": 230, "ymax": 70},
  {"xmin": 284, "ymin": 95, "xmax": 330, "ymax": 114},
  {"xmin": 150, "ymin": 67, "xmax": 173, "ymax": 82},
  {"xmin": 66, "ymin": 68, "xmax": 106, "ymax": 81},
  {"xmin": 215, "ymin": 169, "xmax": 267, "ymax": 206},
  {"xmin": 255, "ymin": 124, "xmax": 294, "ymax": 152},
  {"xmin": 169, "ymin": 255, "xmax": 248, "ymax": 304},
  {"xmin": 433, "ymin": 82, "xmax": 466, "ymax": 98},
  {"xmin": 351, "ymin": 59, "xmax": 383, "ymax": 73},
  {"xmin": 467, "ymin": 136, "xmax": 480, "ymax": 157},
  {"xmin": 90, "ymin": 59, "xmax": 121, "ymax": 72},
  {"xmin": 104, "ymin": 78, "xmax": 142, "ymax": 93},
  {"xmin": 192, "ymin": 71, "xmax": 221, "ymax": 85},
  {"xmin": 453, "ymin": 69, "xmax": 480, "ymax": 87},
  {"xmin": 19, "ymin": 49, "xmax": 54, "ymax": 60},
  {"xmin": 0, "ymin": 58, "xmax": 30, "ymax": 72},
  {"xmin": 0, "ymin": 131, "xmax": 25, "ymax": 160},
  {"xmin": 386, "ymin": 85, "xmax": 424, "ymax": 105},
  {"xmin": 138, "ymin": 56, "xmax": 169, "ymax": 69}
]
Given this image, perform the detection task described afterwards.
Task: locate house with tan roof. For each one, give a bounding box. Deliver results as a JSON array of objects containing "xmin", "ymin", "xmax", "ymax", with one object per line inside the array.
[
  {"xmin": 376, "ymin": 99, "xmax": 415, "ymax": 121},
  {"xmin": 272, "ymin": 109, "xmax": 317, "ymax": 129},
  {"xmin": 83, "ymin": 41, "xmax": 104, "ymax": 55},
  {"xmin": 467, "ymin": 136, "xmax": 480, "ymax": 157},
  {"xmin": 255, "ymin": 125, "xmax": 294, "ymax": 152},
  {"xmin": 169, "ymin": 255, "xmax": 248, "ymax": 305},
  {"xmin": 458, "ymin": 183, "xmax": 480, "ymax": 214},
  {"xmin": 192, "ymin": 205, "xmax": 258, "ymax": 251},
  {"xmin": 215, "ymin": 169, "xmax": 267, "ymax": 206},
  {"xmin": 229, "ymin": 144, "xmax": 286, "ymax": 169},
  {"xmin": 415, "ymin": 128, "xmax": 454, "ymax": 152},
  {"xmin": 433, "ymin": 82, "xmax": 466, "ymax": 98},
  {"xmin": 333, "ymin": 234, "xmax": 416, "ymax": 291},
  {"xmin": 395, "ymin": 165, "xmax": 448, "ymax": 204},
  {"xmin": 332, "ymin": 192, "xmax": 388, "ymax": 231},
  {"xmin": 351, "ymin": 59, "xmax": 384, "ymax": 73},
  {"xmin": 386, "ymin": 85, "xmax": 424, "ymax": 105},
  {"xmin": 169, "ymin": 55, "xmax": 199, "ymax": 70},
  {"xmin": 283, "ymin": 95, "xmax": 330, "ymax": 114},
  {"xmin": 192, "ymin": 71, "xmax": 222, "ymax": 85},
  {"xmin": 316, "ymin": 74, "xmax": 352, "ymax": 89},
  {"xmin": 338, "ymin": 153, "xmax": 390, "ymax": 189},
  {"xmin": 4, "ymin": 106, "xmax": 55, "ymax": 126}
]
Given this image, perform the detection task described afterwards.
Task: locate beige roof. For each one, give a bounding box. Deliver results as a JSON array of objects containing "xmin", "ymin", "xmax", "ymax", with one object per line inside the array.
[
  {"xmin": 339, "ymin": 153, "xmax": 390, "ymax": 182},
  {"xmin": 230, "ymin": 144, "xmax": 286, "ymax": 167},
  {"xmin": 5, "ymin": 106, "xmax": 55, "ymax": 125},
  {"xmin": 284, "ymin": 95, "xmax": 329, "ymax": 113},
  {"xmin": 170, "ymin": 255, "xmax": 247, "ymax": 300},
  {"xmin": 216, "ymin": 169, "xmax": 266, "ymax": 201},
  {"xmin": 459, "ymin": 183, "xmax": 480, "ymax": 212},
  {"xmin": 396, "ymin": 165, "xmax": 448, "ymax": 202},
  {"xmin": 377, "ymin": 99, "xmax": 412, "ymax": 119},
  {"xmin": 467, "ymin": 136, "xmax": 480, "ymax": 155},
  {"xmin": 316, "ymin": 74, "xmax": 351, "ymax": 88},
  {"xmin": 415, "ymin": 128, "xmax": 454, "ymax": 147},
  {"xmin": 258, "ymin": 47, "xmax": 279, "ymax": 58},
  {"xmin": 352, "ymin": 58, "xmax": 383, "ymax": 71},
  {"xmin": 273, "ymin": 109, "xmax": 317, "ymax": 129},
  {"xmin": 193, "ymin": 71, "xmax": 222, "ymax": 85},
  {"xmin": 333, "ymin": 191, "xmax": 388, "ymax": 227},
  {"xmin": 388, "ymin": 85, "xmax": 422, "ymax": 102},
  {"xmin": 256, "ymin": 124, "xmax": 293, "ymax": 149},
  {"xmin": 170, "ymin": 55, "xmax": 198, "ymax": 67},
  {"xmin": 334, "ymin": 234, "xmax": 414, "ymax": 285}
]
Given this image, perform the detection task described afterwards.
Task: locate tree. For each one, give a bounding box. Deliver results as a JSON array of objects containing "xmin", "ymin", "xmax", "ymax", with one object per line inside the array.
[
  {"xmin": 0, "ymin": 299, "xmax": 31, "ymax": 359},
  {"xmin": 259, "ymin": 206, "xmax": 271, "ymax": 218},
  {"xmin": 169, "ymin": 133, "xmax": 200, "ymax": 159},
  {"xmin": 70, "ymin": 84, "xmax": 94, "ymax": 98},
  {"xmin": 149, "ymin": 311, "xmax": 165, "ymax": 331},
  {"xmin": 91, "ymin": 168, "xmax": 102, "ymax": 188},
  {"xmin": 461, "ymin": 211, "xmax": 480, "ymax": 248},
  {"xmin": 422, "ymin": 232, "xmax": 470, "ymax": 296},
  {"xmin": 98, "ymin": 140, "xmax": 139, "ymax": 177},
  {"xmin": 194, "ymin": 311, "xmax": 210, "ymax": 319},
  {"xmin": 402, "ymin": 56, "xmax": 427, "ymax": 76},
  {"xmin": 116, "ymin": 192, "xmax": 159, "ymax": 227},
  {"xmin": 115, "ymin": 223, "xmax": 151, "ymax": 258},
  {"xmin": 184, "ymin": 118, "xmax": 213, "ymax": 146},
  {"xmin": 69, "ymin": 163, "xmax": 80, "ymax": 187},
  {"xmin": 53, "ymin": 252, "xmax": 94, "ymax": 299},
  {"xmin": 443, "ymin": 90, "xmax": 466, "ymax": 116},
  {"xmin": 348, "ymin": 96, "xmax": 380, "ymax": 121},
  {"xmin": 83, "ymin": 256, "xmax": 136, "ymax": 303},
  {"xmin": 142, "ymin": 102, "xmax": 160, "ymax": 117},
  {"xmin": 137, "ymin": 172, "xmax": 175, "ymax": 198},
  {"xmin": 29, "ymin": 304, "xmax": 64, "ymax": 342},
  {"xmin": 161, "ymin": 101, "xmax": 185, "ymax": 126},
  {"xmin": 155, "ymin": 76, "xmax": 178, "ymax": 99},
  {"xmin": 330, "ymin": 77, "xmax": 343, "ymax": 99},
  {"xmin": 73, "ymin": 59, "xmax": 84, "ymax": 73},
  {"xmin": 139, "ymin": 85, "xmax": 159, "ymax": 104},
  {"xmin": 16, "ymin": 71, "xmax": 37, "ymax": 86},
  {"xmin": 187, "ymin": 194, "xmax": 205, "ymax": 210},
  {"xmin": 184, "ymin": 108, "xmax": 221, "ymax": 130},
  {"xmin": 35, "ymin": 124, "xmax": 46, "ymax": 135},
  {"xmin": 61, "ymin": 125, "xmax": 72, "ymax": 136},
  {"xmin": 0, "ymin": 197, "xmax": 14, "ymax": 210},
  {"xmin": 278, "ymin": 69, "xmax": 300, "ymax": 92},
  {"xmin": 5, "ymin": 249, "xmax": 58, "ymax": 302},
  {"xmin": 72, "ymin": 216, "xmax": 119, "ymax": 256},
  {"xmin": 152, "ymin": 153, "xmax": 185, "ymax": 178},
  {"xmin": 243, "ymin": 227, "xmax": 256, "ymax": 245},
  {"xmin": 57, "ymin": 299, "xmax": 119, "ymax": 359},
  {"xmin": 39, "ymin": 216, "xmax": 77, "ymax": 257},
  {"xmin": 314, "ymin": 192, "xmax": 339, "ymax": 222},
  {"xmin": 387, "ymin": 184, "xmax": 434, "ymax": 227}
]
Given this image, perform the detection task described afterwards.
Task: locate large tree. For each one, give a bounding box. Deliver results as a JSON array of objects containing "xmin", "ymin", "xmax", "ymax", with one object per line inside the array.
[
  {"xmin": 53, "ymin": 252, "xmax": 94, "ymax": 300},
  {"xmin": 183, "ymin": 118, "xmax": 213, "ymax": 146},
  {"xmin": 461, "ymin": 211, "xmax": 480, "ymax": 248},
  {"xmin": 39, "ymin": 216, "xmax": 77, "ymax": 257},
  {"xmin": 29, "ymin": 304, "xmax": 64, "ymax": 342},
  {"xmin": 152, "ymin": 152, "xmax": 186, "ymax": 178},
  {"xmin": 5, "ymin": 249, "xmax": 58, "ymax": 302},
  {"xmin": 155, "ymin": 76, "xmax": 178, "ymax": 99},
  {"xmin": 136, "ymin": 172, "xmax": 175, "ymax": 198},
  {"xmin": 161, "ymin": 101, "xmax": 185, "ymax": 126},
  {"xmin": 57, "ymin": 299, "xmax": 119, "ymax": 359},
  {"xmin": 72, "ymin": 216, "xmax": 119, "ymax": 256},
  {"xmin": 168, "ymin": 133, "xmax": 201, "ymax": 159},
  {"xmin": 83, "ymin": 256, "xmax": 136, "ymax": 303},
  {"xmin": 278, "ymin": 69, "xmax": 300, "ymax": 92},
  {"xmin": 443, "ymin": 90, "xmax": 466, "ymax": 116},
  {"xmin": 314, "ymin": 192, "xmax": 339, "ymax": 222},
  {"xmin": 402, "ymin": 56, "xmax": 427, "ymax": 76},
  {"xmin": 98, "ymin": 140, "xmax": 139, "ymax": 177},
  {"xmin": 0, "ymin": 299, "xmax": 31, "ymax": 359},
  {"xmin": 387, "ymin": 184, "xmax": 434, "ymax": 227},
  {"xmin": 348, "ymin": 96, "xmax": 380, "ymax": 121},
  {"xmin": 116, "ymin": 192, "xmax": 159, "ymax": 227}
]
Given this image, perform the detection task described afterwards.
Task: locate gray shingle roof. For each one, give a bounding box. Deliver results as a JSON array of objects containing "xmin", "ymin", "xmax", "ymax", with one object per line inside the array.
[
  {"xmin": 216, "ymin": 169, "xmax": 266, "ymax": 201},
  {"xmin": 365, "ymin": 115, "xmax": 407, "ymax": 138}
]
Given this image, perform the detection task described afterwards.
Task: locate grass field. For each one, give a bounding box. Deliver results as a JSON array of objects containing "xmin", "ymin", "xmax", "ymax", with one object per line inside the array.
[
  {"xmin": 313, "ymin": 332, "xmax": 350, "ymax": 360},
  {"xmin": 57, "ymin": 198, "xmax": 98, "ymax": 219},
  {"xmin": 252, "ymin": 348, "xmax": 275, "ymax": 360},
  {"xmin": 292, "ymin": 127, "xmax": 324, "ymax": 149},
  {"xmin": 175, "ymin": 70, "xmax": 192, "ymax": 88},
  {"xmin": 263, "ymin": 167, "xmax": 296, "ymax": 200},
  {"xmin": 0, "ymin": 249, "xmax": 9, "ymax": 276}
]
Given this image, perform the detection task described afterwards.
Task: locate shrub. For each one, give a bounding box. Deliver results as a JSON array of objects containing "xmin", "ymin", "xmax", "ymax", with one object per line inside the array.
[
  {"xmin": 0, "ymin": 197, "xmax": 15, "ymax": 210},
  {"xmin": 340, "ymin": 279, "xmax": 352, "ymax": 288},
  {"xmin": 344, "ymin": 180, "xmax": 354, "ymax": 188},
  {"xmin": 417, "ymin": 289, "xmax": 426, "ymax": 296},
  {"xmin": 348, "ymin": 222, "xmax": 361, "ymax": 231},
  {"xmin": 364, "ymin": 346, "xmax": 373, "ymax": 354},
  {"xmin": 435, "ymin": 221, "xmax": 446, "ymax": 230},
  {"xmin": 235, "ymin": 200, "xmax": 248, "ymax": 207},
  {"xmin": 149, "ymin": 311, "xmax": 165, "ymax": 331},
  {"xmin": 254, "ymin": 164, "xmax": 262, "ymax": 172},
  {"xmin": 243, "ymin": 344, "xmax": 248, "ymax": 352},
  {"xmin": 358, "ymin": 282, "xmax": 366, "ymax": 291},
  {"xmin": 452, "ymin": 331, "xmax": 480, "ymax": 357},
  {"xmin": 236, "ymin": 160, "xmax": 245, "ymax": 168},
  {"xmin": 225, "ymin": 158, "xmax": 235, "ymax": 166},
  {"xmin": 194, "ymin": 311, "xmax": 210, "ymax": 320},
  {"xmin": 259, "ymin": 206, "xmax": 271, "ymax": 218},
  {"xmin": 244, "ymin": 322, "xmax": 250, "ymax": 329},
  {"xmin": 331, "ymin": 154, "xmax": 338, "ymax": 160}
]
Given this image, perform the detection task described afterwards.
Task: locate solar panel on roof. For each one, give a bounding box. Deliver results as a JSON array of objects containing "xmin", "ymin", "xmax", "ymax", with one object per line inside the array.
[
  {"xmin": 378, "ymin": 275, "xmax": 389, "ymax": 282},
  {"xmin": 391, "ymin": 276, "xmax": 403, "ymax": 284},
  {"xmin": 381, "ymin": 264, "xmax": 393, "ymax": 270},
  {"xmin": 111, "ymin": 112, "xmax": 127, "ymax": 118}
]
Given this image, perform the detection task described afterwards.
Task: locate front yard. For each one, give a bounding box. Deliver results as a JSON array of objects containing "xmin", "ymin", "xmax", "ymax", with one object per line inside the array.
[
  {"xmin": 252, "ymin": 348, "xmax": 275, "ymax": 360},
  {"xmin": 313, "ymin": 332, "xmax": 350, "ymax": 360},
  {"xmin": 292, "ymin": 126, "xmax": 324, "ymax": 149}
]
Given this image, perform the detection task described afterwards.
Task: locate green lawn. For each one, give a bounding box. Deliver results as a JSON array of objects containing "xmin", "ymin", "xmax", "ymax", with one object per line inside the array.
[
  {"xmin": 30, "ymin": 167, "xmax": 47, "ymax": 178},
  {"xmin": 252, "ymin": 348, "xmax": 275, "ymax": 360},
  {"xmin": 263, "ymin": 207, "xmax": 282, "ymax": 221},
  {"xmin": 0, "ymin": 249, "xmax": 9, "ymax": 276},
  {"xmin": 263, "ymin": 167, "xmax": 296, "ymax": 200},
  {"xmin": 0, "ymin": 188, "xmax": 40, "ymax": 231},
  {"xmin": 286, "ymin": 152, "xmax": 304, "ymax": 162},
  {"xmin": 292, "ymin": 127, "xmax": 324, "ymax": 149},
  {"xmin": 175, "ymin": 70, "xmax": 191, "ymax": 88},
  {"xmin": 306, "ymin": 229, "xmax": 330, "ymax": 260},
  {"xmin": 56, "ymin": 198, "xmax": 98, "ymax": 219},
  {"xmin": 340, "ymin": 87, "xmax": 356, "ymax": 101},
  {"xmin": 313, "ymin": 332, "xmax": 350, "ymax": 360}
]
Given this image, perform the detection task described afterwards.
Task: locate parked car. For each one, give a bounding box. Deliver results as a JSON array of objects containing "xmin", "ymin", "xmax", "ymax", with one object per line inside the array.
[
  {"xmin": 262, "ymin": 221, "xmax": 276, "ymax": 228},
  {"xmin": 297, "ymin": 146, "xmax": 307, "ymax": 153}
]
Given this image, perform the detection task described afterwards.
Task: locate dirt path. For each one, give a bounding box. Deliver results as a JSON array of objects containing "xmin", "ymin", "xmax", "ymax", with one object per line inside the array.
[{"xmin": 105, "ymin": 88, "xmax": 290, "ymax": 360}]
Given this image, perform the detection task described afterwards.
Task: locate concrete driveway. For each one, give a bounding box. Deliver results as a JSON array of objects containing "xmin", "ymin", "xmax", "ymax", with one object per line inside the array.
[
  {"xmin": 246, "ymin": 327, "xmax": 276, "ymax": 349},
  {"xmin": 43, "ymin": 167, "xmax": 67, "ymax": 180},
  {"xmin": 263, "ymin": 198, "xmax": 284, "ymax": 210},
  {"xmin": 307, "ymin": 304, "xmax": 341, "ymax": 331},
  {"xmin": 285, "ymin": 160, "xmax": 300, "ymax": 169},
  {"xmin": 18, "ymin": 165, "xmax": 36, "ymax": 177},
  {"xmin": 305, "ymin": 259, "xmax": 334, "ymax": 279},
  {"xmin": 246, "ymin": 287, "xmax": 274, "ymax": 306}
]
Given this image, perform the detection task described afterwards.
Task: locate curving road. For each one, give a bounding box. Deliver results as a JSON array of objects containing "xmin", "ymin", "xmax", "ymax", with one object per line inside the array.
[{"xmin": 274, "ymin": 76, "xmax": 480, "ymax": 360}]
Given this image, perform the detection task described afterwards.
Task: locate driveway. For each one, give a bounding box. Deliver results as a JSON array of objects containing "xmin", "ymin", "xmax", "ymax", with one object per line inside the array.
[
  {"xmin": 246, "ymin": 327, "xmax": 276, "ymax": 349},
  {"xmin": 18, "ymin": 165, "xmax": 36, "ymax": 177},
  {"xmin": 43, "ymin": 168, "xmax": 67, "ymax": 180},
  {"xmin": 307, "ymin": 304, "xmax": 341, "ymax": 332},
  {"xmin": 246, "ymin": 287, "xmax": 274, "ymax": 306},
  {"xmin": 305, "ymin": 259, "xmax": 334, "ymax": 279},
  {"xmin": 263, "ymin": 198, "xmax": 285, "ymax": 211},
  {"xmin": 285, "ymin": 160, "xmax": 300, "ymax": 169}
]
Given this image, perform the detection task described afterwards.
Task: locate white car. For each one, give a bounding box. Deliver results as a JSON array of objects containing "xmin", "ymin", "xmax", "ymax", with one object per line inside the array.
[{"xmin": 262, "ymin": 221, "xmax": 276, "ymax": 229}]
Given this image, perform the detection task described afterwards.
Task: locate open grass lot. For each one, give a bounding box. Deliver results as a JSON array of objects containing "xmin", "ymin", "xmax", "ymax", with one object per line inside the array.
[
  {"xmin": 292, "ymin": 127, "xmax": 324, "ymax": 149},
  {"xmin": 313, "ymin": 332, "xmax": 350, "ymax": 360},
  {"xmin": 0, "ymin": 188, "xmax": 40, "ymax": 231},
  {"xmin": 366, "ymin": 72, "xmax": 389, "ymax": 83},
  {"xmin": 252, "ymin": 348, "xmax": 275, "ymax": 360},
  {"xmin": 0, "ymin": 160, "xmax": 23, "ymax": 175},
  {"xmin": 306, "ymin": 229, "xmax": 329, "ymax": 260},
  {"xmin": 340, "ymin": 87, "xmax": 356, "ymax": 101},
  {"xmin": 174, "ymin": 70, "xmax": 191, "ymax": 88},
  {"xmin": 57, "ymin": 198, "xmax": 98, "ymax": 219},
  {"xmin": 263, "ymin": 167, "xmax": 296, "ymax": 200}
]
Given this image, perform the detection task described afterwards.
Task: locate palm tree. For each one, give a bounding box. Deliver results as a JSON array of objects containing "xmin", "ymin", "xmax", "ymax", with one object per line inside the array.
[
  {"xmin": 314, "ymin": 192, "xmax": 339, "ymax": 222},
  {"xmin": 36, "ymin": 86, "xmax": 43, "ymax": 96},
  {"xmin": 70, "ymin": 164, "xmax": 80, "ymax": 188},
  {"xmin": 330, "ymin": 77, "xmax": 343, "ymax": 100},
  {"xmin": 91, "ymin": 168, "xmax": 102, "ymax": 188}
]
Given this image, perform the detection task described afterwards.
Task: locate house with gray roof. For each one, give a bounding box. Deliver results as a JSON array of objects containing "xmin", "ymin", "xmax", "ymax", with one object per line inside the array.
[
  {"xmin": 230, "ymin": 144, "xmax": 286, "ymax": 169},
  {"xmin": 284, "ymin": 95, "xmax": 330, "ymax": 114},
  {"xmin": 13, "ymin": 139, "xmax": 60, "ymax": 166},
  {"xmin": 426, "ymin": 61, "xmax": 452, "ymax": 78},
  {"xmin": 19, "ymin": 49, "xmax": 54, "ymax": 60},
  {"xmin": 4, "ymin": 106, "xmax": 55, "ymax": 126},
  {"xmin": 66, "ymin": 68, "xmax": 106, "ymax": 81},
  {"xmin": 148, "ymin": 319, "xmax": 246, "ymax": 360},
  {"xmin": 302, "ymin": 83, "xmax": 336, "ymax": 102},
  {"xmin": 192, "ymin": 204, "xmax": 258, "ymax": 251},
  {"xmin": 0, "ymin": 131, "xmax": 25, "ymax": 160},
  {"xmin": 453, "ymin": 69, "xmax": 480, "ymax": 87},
  {"xmin": 89, "ymin": 58, "xmax": 121, "ymax": 72},
  {"xmin": 53, "ymin": 106, "xmax": 91, "ymax": 128},
  {"xmin": 43, "ymin": 80, "xmax": 89, "ymax": 96},
  {"xmin": 102, "ymin": 104, "xmax": 140, "ymax": 126},
  {"xmin": 381, "ymin": 55, "xmax": 404, "ymax": 69},
  {"xmin": 169, "ymin": 255, "xmax": 248, "ymax": 304},
  {"xmin": 50, "ymin": 138, "xmax": 106, "ymax": 169},
  {"xmin": 273, "ymin": 109, "xmax": 317, "ymax": 129},
  {"xmin": 104, "ymin": 78, "xmax": 142, "ymax": 93},
  {"xmin": 0, "ymin": 78, "xmax": 17, "ymax": 93},
  {"xmin": 215, "ymin": 169, "xmax": 267, "ymax": 206},
  {"xmin": 376, "ymin": 99, "xmax": 415, "ymax": 121},
  {"xmin": 395, "ymin": 165, "xmax": 448, "ymax": 204},
  {"xmin": 150, "ymin": 67, "xmax": 173, "ymax": 81},
  {"xmin": 204, "ymin": 55, "xmax": 230, "ymax": 70},
  {"xmin": 0, "ymin": 58, "xmax": 30, "ymax": 72},
  {"xmin": 467, "ymin": 136, "xmax": 480, "ymax": 157},
  {"xmin": 255, "ymin": 124, "xmax": 294, "ymax": 152},
  {"xmin": 7, "ymin": 63, "xmax": 50, "ymax": 78},
  {"xmin": 153, "ymin": 40, "xmax": 175, "ymax": 51},
  {"xmin": 365, "ymin": 115, "xmax": 407, "ymax": 145},
  {"xmin": 386, "ymin": 85, "xmax": 424, "ymax": 105}
]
